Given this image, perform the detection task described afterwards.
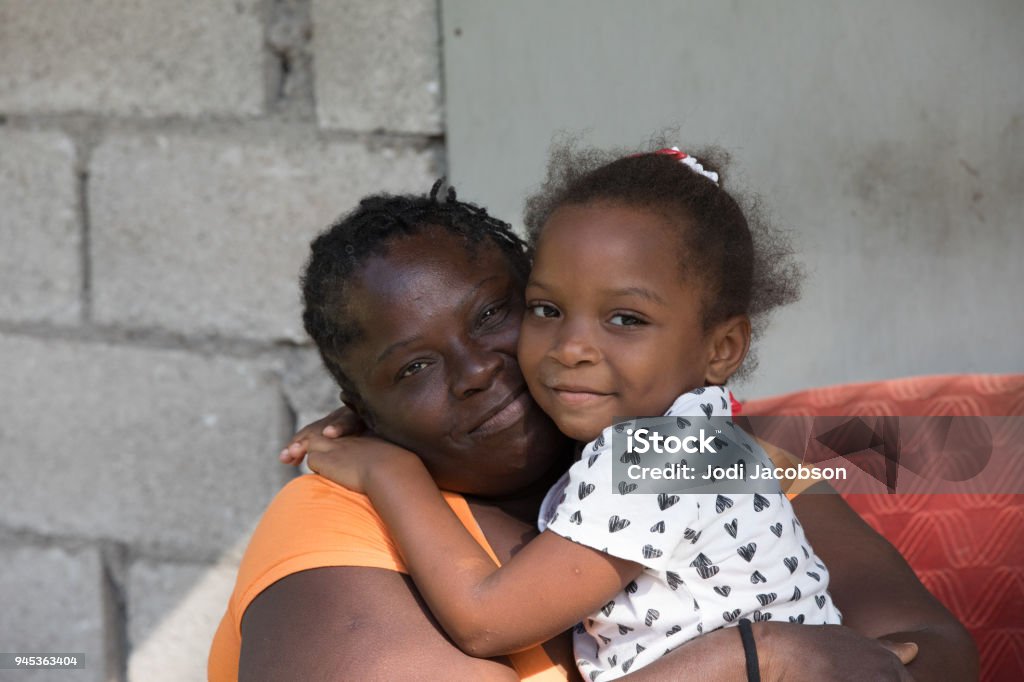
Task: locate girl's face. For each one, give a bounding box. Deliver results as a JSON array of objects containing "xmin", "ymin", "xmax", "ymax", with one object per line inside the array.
[
  {"xmin": 336, "ymin": 227, "xmax": 568, "ymax": 496},
  {"xmin": 518, "ymin": 201, "xmax": 717, "ymax": 442}
]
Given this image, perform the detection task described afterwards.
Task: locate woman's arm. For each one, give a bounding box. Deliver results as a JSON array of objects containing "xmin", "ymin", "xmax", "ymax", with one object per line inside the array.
[
  {"xmin": 307, "ymin": 436, "xmax": 643, "ymax": 658},
  {"xmin": 239, "ymin": 567, "xmax": 522, "ymax": 681}
]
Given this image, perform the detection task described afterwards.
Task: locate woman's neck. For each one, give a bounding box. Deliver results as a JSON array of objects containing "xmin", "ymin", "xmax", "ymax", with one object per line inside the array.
[{"xmin": 465, "ymin": 451, "xmax": 570, "ymax": 523}]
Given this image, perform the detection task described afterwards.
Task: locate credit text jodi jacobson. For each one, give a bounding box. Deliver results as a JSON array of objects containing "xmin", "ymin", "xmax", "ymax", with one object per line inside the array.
[{"xmin": 625, "ymin": 461, "xmax": 847, "ymax": 481}]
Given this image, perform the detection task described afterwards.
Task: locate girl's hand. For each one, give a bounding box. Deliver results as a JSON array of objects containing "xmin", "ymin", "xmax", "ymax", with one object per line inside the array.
[
  {"xmin": 279, "ymin": 405, "xmax": 366, "ymax": 465},
  {"xmin": 305, "ymin": 433, "xmax": 420, "ymax": 494}
]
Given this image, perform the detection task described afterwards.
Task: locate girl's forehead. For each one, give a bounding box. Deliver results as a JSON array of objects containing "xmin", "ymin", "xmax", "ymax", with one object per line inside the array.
[{"xmin": 535, "ymin": 204, "xmax": 683, "ymax": 270}]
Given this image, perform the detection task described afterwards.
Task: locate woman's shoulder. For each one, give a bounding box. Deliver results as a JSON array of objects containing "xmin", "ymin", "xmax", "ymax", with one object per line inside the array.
[{"xmin": 230, "ymin": 476, "xmax": 405, "ymax": 610}]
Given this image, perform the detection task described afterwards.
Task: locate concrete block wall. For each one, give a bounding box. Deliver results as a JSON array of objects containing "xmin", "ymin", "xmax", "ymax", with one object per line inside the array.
[{"xmin": 0, "ymin": 1, "xmax": 444, "ymax": 679}]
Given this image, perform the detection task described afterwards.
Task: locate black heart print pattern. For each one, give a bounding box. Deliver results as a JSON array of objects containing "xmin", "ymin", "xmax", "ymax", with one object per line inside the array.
[
  {"xmin": 620, "ymin": 450, "xmax": 641, "ymax": 465},
  {"xmin": 608, "ymin": 515, "xmax": 630, "ymax": 532},
  {"xmin": 658, "ymin": 493, "xmax": 679, "ymax": 510},
  {"xmin": 690, "ymin": 553, "xmax": 719, "ymax": 579}
]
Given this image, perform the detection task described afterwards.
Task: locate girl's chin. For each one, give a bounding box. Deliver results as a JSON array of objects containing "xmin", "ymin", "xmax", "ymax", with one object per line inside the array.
[{"xmin": 556, "ymin": 420, "xmax": 606, "ymax": 444}]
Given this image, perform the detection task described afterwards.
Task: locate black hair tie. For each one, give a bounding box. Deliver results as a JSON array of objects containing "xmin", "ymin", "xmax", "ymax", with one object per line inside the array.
[{"xmin": 738, "ymin": 618, "xmax": 761, "ymax": 682}]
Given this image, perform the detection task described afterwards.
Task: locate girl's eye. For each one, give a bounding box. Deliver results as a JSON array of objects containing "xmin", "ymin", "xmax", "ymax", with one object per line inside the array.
[
  {"xmin": 610, "ymin": 313, "xmax": 644, "ymax": 327},
  {"xmin": 528, "ymin": 303, "xmax": 560, "ymax": 319},
  {"xmin": 398, "ymin": 361, "xmax": 429, "ymax": 379}
]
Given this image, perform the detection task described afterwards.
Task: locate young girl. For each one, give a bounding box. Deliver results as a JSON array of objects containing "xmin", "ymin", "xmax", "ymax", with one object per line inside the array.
[{"xmin": 300, "ymin": 144, "xmax": 841, "ymax": 679}]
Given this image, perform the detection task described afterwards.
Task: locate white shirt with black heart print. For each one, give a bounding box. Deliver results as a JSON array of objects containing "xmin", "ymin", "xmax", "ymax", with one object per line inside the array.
[{"xmin": 538, "ymin": 386, "xmax": 842, "ymax": 680}]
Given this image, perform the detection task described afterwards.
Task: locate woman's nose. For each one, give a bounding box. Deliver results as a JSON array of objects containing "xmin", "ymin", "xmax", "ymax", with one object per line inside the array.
[
  {"xmin": 548, "ymin": 319, "xmax": 600, "ymax": 367},
  {"xmin": 450, "ymin": 345, "xmax": 503, "ymax": 398}
]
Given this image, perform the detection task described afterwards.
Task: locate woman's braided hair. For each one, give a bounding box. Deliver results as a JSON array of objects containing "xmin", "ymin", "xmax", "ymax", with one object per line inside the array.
[{"xmin": 302, "ymin": 180, "xmax": 531, "ymax": 388}]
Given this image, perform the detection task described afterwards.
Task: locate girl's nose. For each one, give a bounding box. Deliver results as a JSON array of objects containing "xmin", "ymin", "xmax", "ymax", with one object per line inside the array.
[{"xmin": 548, "ymin": 319, "xmax": 600, "ymax": 367}]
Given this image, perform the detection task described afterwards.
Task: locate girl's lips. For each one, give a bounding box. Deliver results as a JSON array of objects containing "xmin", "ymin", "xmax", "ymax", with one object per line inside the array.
[{"xmin": 550, "ymin": 388, "xmax": 613, "ymax": 407}]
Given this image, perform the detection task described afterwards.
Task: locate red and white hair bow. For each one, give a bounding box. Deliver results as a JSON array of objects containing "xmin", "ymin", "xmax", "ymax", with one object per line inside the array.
[{"xmin": 652, "ymin": 147, "xmax": 719, "ymax": 185}]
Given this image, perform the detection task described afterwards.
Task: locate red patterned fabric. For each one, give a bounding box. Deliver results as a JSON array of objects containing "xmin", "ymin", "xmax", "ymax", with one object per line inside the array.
[{"xmin": 743, "ymin": 375, "xmax": 1024, "ymax": 682}]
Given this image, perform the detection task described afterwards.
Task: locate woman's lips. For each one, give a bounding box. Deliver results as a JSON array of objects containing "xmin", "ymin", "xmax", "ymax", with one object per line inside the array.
[{"xmin": 469, "ymin": 388, "xmax": 531, "ymax": 436}]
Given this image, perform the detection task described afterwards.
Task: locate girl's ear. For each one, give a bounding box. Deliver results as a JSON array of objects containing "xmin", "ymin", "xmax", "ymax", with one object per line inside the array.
[{"xmin": 704, "ymin": 315, "xmax": 751, "ymax": 385}]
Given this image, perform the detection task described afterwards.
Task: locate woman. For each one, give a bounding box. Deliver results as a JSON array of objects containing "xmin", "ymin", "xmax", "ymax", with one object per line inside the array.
[{"xmin": 209, "ymin": 185, "xmax": 976, "ymax": 681}]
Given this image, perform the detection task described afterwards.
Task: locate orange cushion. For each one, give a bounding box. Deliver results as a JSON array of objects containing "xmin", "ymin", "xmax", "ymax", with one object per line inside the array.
[{"xmin": 743, "ymin": 375, "xmax": 1024, "ymax": 682}]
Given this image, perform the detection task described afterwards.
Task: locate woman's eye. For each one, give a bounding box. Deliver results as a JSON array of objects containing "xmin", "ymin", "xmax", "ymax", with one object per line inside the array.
[
  {"xmin": 399, "ymin": 361, "xmax": 429, "ymax": 379},
  {"xmin": 610, "ymin": 313, "xmax": 644, "ymax": 327},
  {"xmin": 479, "ymin": 300, "xmax": 508, "ymax": 327},
  {"xmin": 528, "ymin": 304, "xmax": 559, "ymax": 319}
]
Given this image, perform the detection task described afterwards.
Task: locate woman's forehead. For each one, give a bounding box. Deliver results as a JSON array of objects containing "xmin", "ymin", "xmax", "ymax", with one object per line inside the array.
[
  {"xmin": 357, "ymin": 230, "xmax": 516, "ymax": 294},
  {"xmin": 344, "ymin": 231, "xmax": 521, "ymax": 343}
]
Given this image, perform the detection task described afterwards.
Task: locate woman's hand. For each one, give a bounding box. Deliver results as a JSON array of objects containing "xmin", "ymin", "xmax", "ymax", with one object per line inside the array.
[
  {"xmin": 625, "ymin": 621, "xmax": 916, "ymax": 681},
  {"xmin": 758, "ymin": 623, "xmax": 917, "ymax": 681},
  {"xmin": 279, "ymin": 405, "xmax": 365, "ymax": 465},
  {"xmin": 305, "ymin": 433, "xmax": 421, "ymax": 494}
]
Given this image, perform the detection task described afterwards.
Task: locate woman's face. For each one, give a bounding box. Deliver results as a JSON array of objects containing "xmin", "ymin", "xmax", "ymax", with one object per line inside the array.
[{"xmin": 336, "ymin": 227, "xmax": 568, "ymax": 496}]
